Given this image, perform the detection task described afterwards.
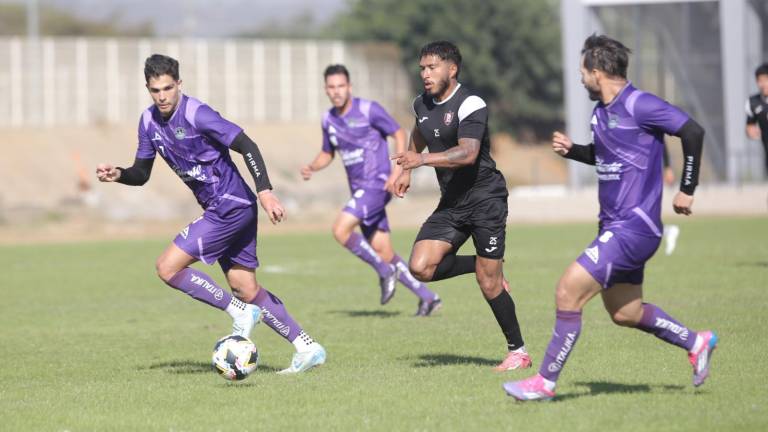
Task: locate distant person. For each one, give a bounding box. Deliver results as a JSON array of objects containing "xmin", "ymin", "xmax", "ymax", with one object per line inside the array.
[
  {"xmin": 300, "ymin": 64, "xmax": 440, "ymax": 314},
  {"xmin": 503, "ymin": 34, "xmax": 716, "ymax": 401},
  {"xmin": 746, "ymin": 62, "xmax": 768, "ymax": 177},
  {"xmin": 96, "ymin": 54, "xmax": 325, "ymax": 374},
  {"xmin": 391, "ymin": 41, "xmax": 532, "ymax": 371}
]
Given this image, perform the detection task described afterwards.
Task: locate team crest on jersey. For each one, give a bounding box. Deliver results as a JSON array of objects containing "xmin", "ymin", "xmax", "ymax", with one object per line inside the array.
[
  {"xmin": 174, "ymin": 127, "xmax": 186, "ymax": 139},
  {"xmin": 443, "ymin": 111, "xmax": 454, "ymax": 126},
  {"xmin": 608, "ymin": 114, "xmax": 619, "ymax": 129}
]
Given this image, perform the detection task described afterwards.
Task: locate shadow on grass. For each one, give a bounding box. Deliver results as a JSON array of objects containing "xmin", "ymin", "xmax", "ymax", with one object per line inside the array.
[
  {"xmin": 411, "ymin": 353, "xmax": 499, "ymax": 368},
  {"xmin": 553, "ymin": 380, "xmax": 685, "ymax": 401},
  {"xmin": 330, "ymin": 309, "xmax": 401, "ymax": 318},
  {"xmin": 736, "ymin": 261, "xmax": 768, "ymax": 268},
  {"xmin": 142, "ymin": 360, "xmax": 279, "ymax": 374}
]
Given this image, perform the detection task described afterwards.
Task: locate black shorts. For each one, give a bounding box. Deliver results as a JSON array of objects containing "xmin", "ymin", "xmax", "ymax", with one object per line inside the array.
[{"xmin": 415, "ymin": 196, "xmax": 507, "ymax": 259}]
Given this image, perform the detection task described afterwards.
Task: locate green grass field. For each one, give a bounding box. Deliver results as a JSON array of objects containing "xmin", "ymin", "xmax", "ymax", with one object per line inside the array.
[{"xmin": 1, "ymin": 216, "xmax": 766, "ymax": 431}]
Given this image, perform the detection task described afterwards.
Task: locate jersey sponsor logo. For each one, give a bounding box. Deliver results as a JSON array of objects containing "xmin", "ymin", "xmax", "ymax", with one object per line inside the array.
[
  {"xmin": 261, "ymin": 308, "xmax": 291, "ymax": 337},
  {"xmin": 654, "ymin": 317, "xmax": 689, "ymax": 341},
  {"xmin": 340, "ymin": 148, "xmax": 364, "ymax": 166},
  {"xmin": 443, "ymin": 111, "xmax": 454, "ymax": 125},
  {"xmin": 598, "ymin": 231, "xmax": 614, "ymax": 243},
  {"xmin": 434, "ymin": 128, "xmax": 440, "ymax": 137},
  {"xmin": 174, "ymin": 164, "xmax": 207, "ymax": 182},
  {"xmin": 418, "ymin": 116, "xmax": 429, "ymax": 123},
  {"xmin": 585, "ymin": 246, "xmax": 599, "ymax": 264},
  {"xmin": 174, "ymin": 127, "xmax": 186, "ymax": 140},
  {"xmin": 152, "ymin": 132, "xmax": 163, "ymax": 141},
  {"xmin": 547, "ymin": 331, "xmax": 577, "ymax": 373},
  {"xmin": 190, "ymin": 274, "xmax": 224, "ymax": 301},
  {"xmin": 595, "ymin": 156, "xmax": 622, "ymax": 181}
]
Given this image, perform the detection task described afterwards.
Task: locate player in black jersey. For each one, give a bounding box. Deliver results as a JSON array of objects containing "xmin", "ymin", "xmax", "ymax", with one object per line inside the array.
[
  {"xmin": 391, "ymin": 41, "xmax": 532, "ymax": 371},
  {"xmin": 746, "ymin": 63, "xmax": 768, "ymax": 177}
]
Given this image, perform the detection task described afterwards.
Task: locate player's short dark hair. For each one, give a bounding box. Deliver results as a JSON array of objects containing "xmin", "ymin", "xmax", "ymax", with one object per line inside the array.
[
  {"xmin": 144, "ymin": 54, "xmax": 180, "ymax": 83},
  {"xmin": 755, "ymin": 63, "xmax": 768, "ymax": 78},
  {"xmin": 420, "ymin": 41, "xmax": 462, "ymax": 79},
  {"xmin": 324, "ymin": 64, "xmax": 350, "ymax": 82},
  {"xmin": 581, "ymin": 34, "xmax": 632, "ymax": 79}
]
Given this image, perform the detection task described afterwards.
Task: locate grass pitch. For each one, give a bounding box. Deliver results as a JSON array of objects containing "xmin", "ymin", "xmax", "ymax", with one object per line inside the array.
[{"xmin": 1, "ymin": 217, "xmax": 766, "ymax": 431}]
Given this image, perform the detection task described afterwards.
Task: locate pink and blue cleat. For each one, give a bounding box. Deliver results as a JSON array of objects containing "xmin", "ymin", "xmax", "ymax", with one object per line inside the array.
[
  {"xmin": 503, "ymin": 374, "xmax": 556, "ymax": 401},
  {"xmin": 493, "ymin": 349, "xmax": 532, "ymax": 372},
  {"xmin": 689, "ymin": 330, "xmax": 718, "ymax": 387}
]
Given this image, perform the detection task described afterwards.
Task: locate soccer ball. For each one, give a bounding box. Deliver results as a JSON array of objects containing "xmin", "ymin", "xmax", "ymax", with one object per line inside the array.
[{"xmin": 211, "ymin": 335, "xmax": 259, "ymax": 381}]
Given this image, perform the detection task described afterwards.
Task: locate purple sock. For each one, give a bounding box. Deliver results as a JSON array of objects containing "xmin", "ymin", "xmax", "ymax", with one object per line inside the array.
[
  {"xmin": 392, "ymin": 255, "xmax": 436, "ymax": 301},
  {"xmin": 250, "ymin": 287, "xmax": 302, "ymax": 342},
  {"xmin": 167, "ymin": 268, "xmax": 232, "ymax": 310},
  {"xmin": 343, "ymin": 232, "xmax": 393, "ymax": 278},
  {"xmin": 636, "ymin": 303, "xmax": 697, "ymax": 351},
  {"xmin": 539, "ymin": 310, "xmax": 582, "ymax": 383}
]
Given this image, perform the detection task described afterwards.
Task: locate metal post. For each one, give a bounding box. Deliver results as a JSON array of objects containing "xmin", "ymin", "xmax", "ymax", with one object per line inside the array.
[{"xmin": 720, "ymin": 0, "xmax": 748, "ymax": 183}]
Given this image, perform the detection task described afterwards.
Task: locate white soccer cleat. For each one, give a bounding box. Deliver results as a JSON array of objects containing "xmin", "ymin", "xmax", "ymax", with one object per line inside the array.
[
  {"xmin": 277, "ymin": 343, "xmax": 326, "ymax": 375},
  {"xmin": 664, "ymin": 224, "xmax": 680, "ymax": 256},
  {"xmin": 231, "ymin": 304, "xmax": 262, "ymax": 338}
]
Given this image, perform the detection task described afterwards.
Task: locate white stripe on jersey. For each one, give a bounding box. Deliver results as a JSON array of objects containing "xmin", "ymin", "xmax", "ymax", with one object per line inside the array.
[
  {"xmin": 458, "ymin": 95, "xmax": 486, "ymax": 122},
  {"xmin": 746, "ymin": 98, "xmax": 754, "ymax": 118}
]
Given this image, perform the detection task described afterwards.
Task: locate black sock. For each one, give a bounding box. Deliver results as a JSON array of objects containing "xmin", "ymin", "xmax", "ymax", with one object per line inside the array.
[
  {"xmin": 431, "ymin": 254, "xmax": 476, "ymax": 281},
  {"xmin": 487, "ymin": 291, "xmax": 524, "ymax": 351}
]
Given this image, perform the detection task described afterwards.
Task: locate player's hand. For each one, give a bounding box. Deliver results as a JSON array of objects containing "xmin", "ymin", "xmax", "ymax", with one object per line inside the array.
[
  {"xmin": 258, "ymin": 190, "xmax": 286, "ymax": 224},
  {"xmin": 96, "ymin": 163, "xmax": 121, "ymax": 182},
  {"xmin": 552, "ymin": 131, "xmax": 573, "ymax": 156},
  {"xmin": 384, "ymin": 164, "xmax": 403, "ymax": 193},
  {"xmin": 391, "ymin": 151, "xmax": 425, "ymax": 170},
  {"xmin": 300, "ymin": 165, "xmax": 313, "ymax": 181},
  {"xmin": 747, "ymin": 124, "xmax": 761, "ymax": 140},
  {"xmin": 663, "ymin": 167, "xmax": 675, "ymax": 186},
  {"xmin": 392, "ymin": 170, "xmax": 411, "ymax": 198},
  {"xmin": 672, "ymin": 191, "xmax": 694, "ymax": 216}
]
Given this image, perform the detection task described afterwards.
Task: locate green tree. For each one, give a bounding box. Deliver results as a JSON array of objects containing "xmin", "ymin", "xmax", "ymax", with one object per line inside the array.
[
  {"xmin": 0, "ymin": 4, "xmax": 153, "ymax": 37},
  {"xmin": 329, "ymin": 0, "xmax": 563, "ymax": 139}
]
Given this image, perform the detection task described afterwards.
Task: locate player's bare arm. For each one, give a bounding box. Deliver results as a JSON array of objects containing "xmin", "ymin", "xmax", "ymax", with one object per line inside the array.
[
  {"xmin": 385, "ymin": 128, "xmax": 408, "ymax": 193},
  {"xmin": 392, "ymin": 135, "xmax": 479, "ymax": 170},
  {"xmin": 301, "ymin": 151, "xmax": 334, "ymax": 181},
  {"xmin": 391, "ymin": 126, "xmax": 427, "ymax": 197}
]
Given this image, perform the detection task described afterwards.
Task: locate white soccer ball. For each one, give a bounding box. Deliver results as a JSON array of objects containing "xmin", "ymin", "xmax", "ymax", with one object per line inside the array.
[{"xmin": 212, "ymin": 335, "xmax": 259, "ymax": 381}]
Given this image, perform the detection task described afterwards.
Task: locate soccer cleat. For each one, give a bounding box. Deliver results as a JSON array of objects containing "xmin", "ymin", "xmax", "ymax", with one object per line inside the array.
[
  {"xmin": 379, "ymin": 265, "xmax": 397, "ymax": 305},
  {"xmin": 665, "ymin": 224, "xmax": 680, "ymax": 256},
  {"xmin": 493, "ymin": 349, "xmax": 533, "ymax": 371},
  {"xmin": 503, "ymin": 374, "xmax": 556, "ymax": 401},
  {"xmin": 688, "ymin": 330, "xmax": 718, "ymax": 387},
  {"xmin": 277, "ymin": 343, "xmax": 326, "ymax": 375},
  {"xmin": 415, "ymin": 296, "xmax": 442, "ymax": 317},
  {"xmin": 231, "ymin": 304, "xmax": 262, "ymax": 338}
]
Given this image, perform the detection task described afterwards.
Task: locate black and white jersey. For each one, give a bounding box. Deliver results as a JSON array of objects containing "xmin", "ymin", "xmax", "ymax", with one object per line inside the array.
[
  {"xmin": 746, "ymin": 93, "xmax": 768, "ymax": 144},
  {"xmin": 412, "ymin": 84, "xmax": 507, "ymax": 206}
]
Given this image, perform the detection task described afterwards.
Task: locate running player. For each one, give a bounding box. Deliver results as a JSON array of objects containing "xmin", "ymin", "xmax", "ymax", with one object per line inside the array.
[
  {"xmin": 392, "ymin": 41, "xmax": 532, "ymax": 370},
  {"xmin": 96, "ymin": 54, "xmax": 326, "ymax": 374},
  {"xmin": 301, "ymin": 65, "xmax": 439, "ymax": 314},
  {"xmin": 503, "ymin": 35, "xmax": 716, "ymax": 401}
]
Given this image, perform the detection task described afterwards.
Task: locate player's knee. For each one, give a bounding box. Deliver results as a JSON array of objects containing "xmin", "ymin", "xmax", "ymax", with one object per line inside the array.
[
  {"xmin": 155, "ymin": 259, "xmax": 178, "ymax": 284},
  {"xmin": 609, "ymin": 309, "xmax": 641, "ymax": 327},
  {"xmin": 332, "ymin": 224, "xmax": 351, "ymax": 244},
  {"xmin": 409, "ymin": 260, "xmax": 434, "ymax": 282},
  {"xmin": 476, "ymin": 274, "xmax": 501, "ymax": 297}
]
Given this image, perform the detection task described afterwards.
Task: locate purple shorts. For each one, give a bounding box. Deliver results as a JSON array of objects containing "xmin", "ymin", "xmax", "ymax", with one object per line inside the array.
[
  {"xmin": 576, "ymin": 228, "xmax": 661, "ymax": 288},
  {"xmin": 342, "ymin": 188, "xmax": 391, "ymax": 240},
  {"xmin": 174, "ymin": 204, "xmax": 259, "ymax": 273}
]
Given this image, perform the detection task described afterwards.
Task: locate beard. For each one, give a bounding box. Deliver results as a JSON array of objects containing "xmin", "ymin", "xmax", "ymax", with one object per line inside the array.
[
  {"xmin": 428, "ymin": 77, "xmax": 451, "ymax": 98},
  {"xmin": 586, "ymin": 86, "xmax": 601, "ymax": 101}
]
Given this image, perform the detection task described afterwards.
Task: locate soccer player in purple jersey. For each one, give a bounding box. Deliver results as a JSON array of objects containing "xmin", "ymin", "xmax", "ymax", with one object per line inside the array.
[
  {"xmin": 504, "ymin": 35, "xmax": 717, "ymax": 401},
  {"xmin": 300, "ymin": 64, "xmax": 440, "ymax": 315},
  {"xmin": 391, "ymin": 41, "xmax": 532, "ymax": 371},
  {"xmin": 96, "ymin": 54, "xmax": 325, "ymax": 374}
]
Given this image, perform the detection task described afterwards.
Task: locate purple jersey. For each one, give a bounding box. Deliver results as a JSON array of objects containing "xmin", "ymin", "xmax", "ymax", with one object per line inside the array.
[
  {"xmin": 135, "ymin": 95, "xmax": 255, "ymax": 211},
  {"xmin": 321, "ymin": 97, "xmax": 400, "ymax": 191},
  {"xmin": 592, "ymin": 83, "xmax": 689, "ymax": 235}
]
